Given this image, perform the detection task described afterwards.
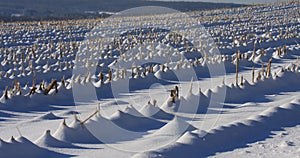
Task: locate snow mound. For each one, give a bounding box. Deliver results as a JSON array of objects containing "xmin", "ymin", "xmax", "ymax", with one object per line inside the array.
[
  {"xmin": 155, "ymin": 67, "xmax": 198, "ymax": 82},
  {"xmin": 110, "ymin": 110, "xmax": 165, "ymax": 132},
  {"xmin": 35, "ymin": 130, "xmax": 81, "ymax": 148},
  {"xmin": 176, "ymin": 94, "xmax": 199, "ymax": 113},
  {"xmin": 161, "ymin": 97, "xmax": 180, "ymax": 113},
  {"xmin": 123, "ymin": 105, "xmax": 144, "ymax": 117},
  {"xmin": 139, "ymin": 103, "xmax": 174, "ymax": 120},
  {"xmin": 154, "ymin": 69, "xmax": 177, "ymax": 81},
  {"xmin": 53, "ymin": 119, "xmax": 101, "ymax": 144},
  {"xmin": 154, "ymin": 116, "xmax": 197, "ymax": 136},
  {"xmin": 0, "ymin": 136, "xmax": 71, "ymax": 158},
  {"xmin": 223, "ymin": 71, "xmax": 300, "ymax": 103},
  {"xmin": 34, "ymin": 112, "xmax": 63, "ymax": 121},
  {"xmin": 85, "ymin": 114, "xmax": 146, "ymax": 143},
  {"xmin": 161, "ymin": 90, "xmax": 211, "ymax": 114},
  {"xmin": 135, "ymin": 101, "xmax": 300, "ymax": 158},
  {"xmin": 176, "ymin": 131, "xmax": 200, "ymax": 145}
]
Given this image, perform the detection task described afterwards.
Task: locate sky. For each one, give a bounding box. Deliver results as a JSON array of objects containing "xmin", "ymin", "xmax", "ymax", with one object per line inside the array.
[{"xmin": 147, "ymin": 0, "xmax": 288, "ymax": 5}]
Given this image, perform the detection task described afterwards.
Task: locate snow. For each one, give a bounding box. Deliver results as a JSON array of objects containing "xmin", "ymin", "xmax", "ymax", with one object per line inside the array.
[
  {"xmin": 33, "ymin": 112, "xmax": 63, "ymax": 121},
  {"xmin": 139, "ymin": 102, "xmax": 174, "ymax": 120},
  {"xmin": 85, "ymin": 112, "xmax": 148, "ymax": 143},
  {"xmin": 153, "ymin": 116, "xmax": 197, "ymax": 136},
  {"xmin": 0, "ymin": 1, "xmax": 300, "ymax": 158},
  {"xmin": 35, "ymin": 129, "xmax": 82, "ymax": 148},
  {"xmin": 110, "ymin": 110, "xmax": 166, "ymax": 132},
  {"xmin": 135, "ymin": 99, "xmax": 300, "ymax": 158},
  {"xmin": 0, "ymin": 136, "xmax": 71, "ymax": 158},
  {"xmin": 53, "ymin": 119, "xmax": 101, "ymax": 144}
]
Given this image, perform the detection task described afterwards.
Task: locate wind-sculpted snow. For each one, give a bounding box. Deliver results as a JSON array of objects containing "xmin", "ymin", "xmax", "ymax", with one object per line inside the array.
[
  {"xmin": 110, "ymin": 110, "xmax": 166, "ymax": 132},
  {"xmin": 222, "ymin": 70, "xmax": 300, "ymax": 103},
  {"xmin": 33, "ymin": 112, "xmax": 63, "ymax": 121},
  {"xmin": 134, "ymin": 99, "xmax": 300, "ymax": 158},
  {"xmin": 85, "ymin": 113, "xmax": 147, "ymax": 143},
  {"xmin": 0, "ymin": 136, "xmax": 73, "ymax": 158},
  {"xmin": 35, "ymin": 130, "xmax": 84, "ymax": 149},
  {"xmin": 0, "ymin": 1, "xmax": 300, "ymax": 157},
  {"xmin": 139, "ymin": 103, "xmax": 174, "ymax": 120},
  {"xmin": 53, "ymin": 119, "xmax": 101, "ymax": 144}
]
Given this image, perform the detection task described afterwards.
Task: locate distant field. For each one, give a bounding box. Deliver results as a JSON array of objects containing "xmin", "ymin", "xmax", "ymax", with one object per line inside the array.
[{"xmin": 0, "ymin": 0, "xmax": 243, "ymax": 21}]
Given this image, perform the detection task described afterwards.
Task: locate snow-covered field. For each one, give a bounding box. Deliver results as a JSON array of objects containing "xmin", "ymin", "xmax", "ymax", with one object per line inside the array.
[{"xmin": 0, "ymin": 1, "xmax": 300, "ymax": 158}]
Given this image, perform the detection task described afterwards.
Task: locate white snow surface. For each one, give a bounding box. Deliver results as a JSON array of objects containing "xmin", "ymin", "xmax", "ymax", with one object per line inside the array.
[{"xmin": 0, "ymin": 1, "xmax": 300, "ymax": 158}]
